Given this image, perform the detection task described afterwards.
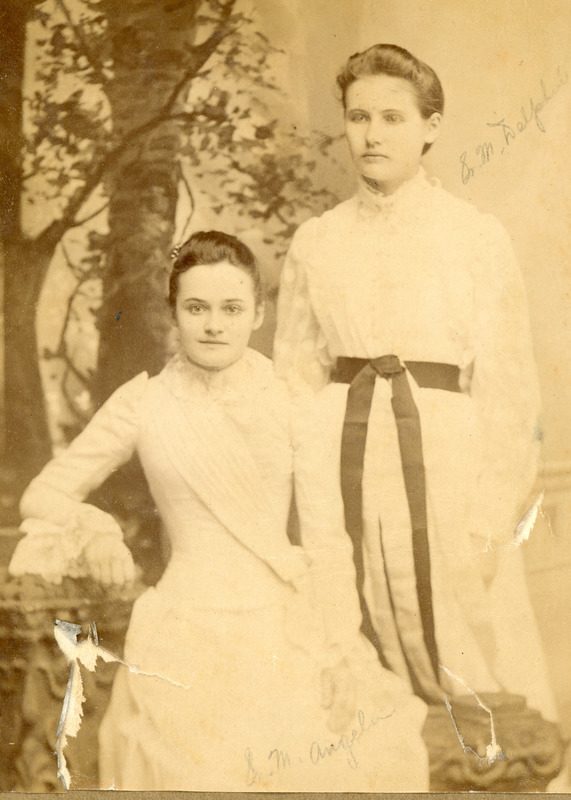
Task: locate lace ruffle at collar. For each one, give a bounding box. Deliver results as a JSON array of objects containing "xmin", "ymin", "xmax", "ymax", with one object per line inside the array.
[
  {"xmin": 161, "ymin": 346, "xmax": 274, "ymax": 403},
  {"xmin": 356, "ymin": 166, "xmax": 440, "ymax": 219}
]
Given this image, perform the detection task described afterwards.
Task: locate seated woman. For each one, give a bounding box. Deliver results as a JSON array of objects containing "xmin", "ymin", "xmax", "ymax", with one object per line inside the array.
[{"xmin": 11, "ymin": 231, "xmax": 428, "ymax": 791}]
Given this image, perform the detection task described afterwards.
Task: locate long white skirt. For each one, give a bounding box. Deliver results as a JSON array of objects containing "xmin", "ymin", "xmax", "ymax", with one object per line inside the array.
[
  {"xmin": 98, "ymin": 559, "xmax": 429, "ymax": 791},
  {"xmin": 304, "ymin": 378, "xmax": 557, "ymax": 720}
]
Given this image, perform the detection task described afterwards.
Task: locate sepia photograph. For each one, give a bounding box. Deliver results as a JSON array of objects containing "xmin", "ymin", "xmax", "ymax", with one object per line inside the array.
[{"xmin": 1, "ymin": 0, "xmax": 570, "ymax": 793}]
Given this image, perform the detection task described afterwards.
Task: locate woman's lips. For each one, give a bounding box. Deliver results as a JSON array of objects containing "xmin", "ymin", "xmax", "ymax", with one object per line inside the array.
[
  {"xmin": 362, "ymin": 153, "xmax": 388, "ymax": 160},
  {"xmin": 199, "ymin": 340, "xmax": 228, "ymax": 346}
]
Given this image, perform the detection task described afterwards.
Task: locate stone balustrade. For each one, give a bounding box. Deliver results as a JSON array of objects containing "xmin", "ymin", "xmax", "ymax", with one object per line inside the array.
[{"xmin": 0, "ymin": 528, "xmax": 141, "ymax": 790}]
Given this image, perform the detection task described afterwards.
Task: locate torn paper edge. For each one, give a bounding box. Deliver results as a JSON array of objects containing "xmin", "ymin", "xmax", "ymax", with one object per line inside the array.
[
  {"xmin": 439, "ymin": 663, "xmax": 506, "ymax": 765},
  {"xmin": 53, "ymin": 618, "xmax": 191, "ymax": 790},
  {"xmin": 513, "ymin": 491, "xmax": 545, "ymax": 548}
]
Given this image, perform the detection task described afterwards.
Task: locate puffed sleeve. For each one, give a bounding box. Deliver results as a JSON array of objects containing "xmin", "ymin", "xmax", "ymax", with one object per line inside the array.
[
  {"xmin": 292, "ymin": 390, "xmax": 364, "ymax": 659},
  {"xmin": 273, "ymin": 222, "xmax": 333, "ymax": 394},
  {"xmin": 470, "ymin": 218, "xmax": 542, "ymax": 548},
  {"xmin": 10, "ymin": 372, "xmax": 148, "ymax": 583}
]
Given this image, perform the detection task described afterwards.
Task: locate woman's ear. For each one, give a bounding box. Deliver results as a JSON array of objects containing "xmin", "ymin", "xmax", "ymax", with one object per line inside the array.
[
  {"xmin": 424, "ymin": 112, "xmax": 442, "ymax": 146},
  {"xmin": 253, "ymin": 301, "xmax": 265, "ymax": 331}
]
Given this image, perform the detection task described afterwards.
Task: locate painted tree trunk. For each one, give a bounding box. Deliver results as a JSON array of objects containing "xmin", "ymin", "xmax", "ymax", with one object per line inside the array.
[
  {"xmin": 94, "ymin": 0, "xmax": 202, "ymax": 404},
  {"xmin": 1, "ymin": 0, "xmax": 53, "ymax": 505}
]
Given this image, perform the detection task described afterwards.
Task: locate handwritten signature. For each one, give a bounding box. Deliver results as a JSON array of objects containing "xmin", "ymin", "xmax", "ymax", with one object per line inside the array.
[
  {"xmin": 245, "ymin": 706, "xmax": 395, "ymax": 786},
  {"xmin": 460, "ymin": 66, "xmax": 569, "ymax": 184}
]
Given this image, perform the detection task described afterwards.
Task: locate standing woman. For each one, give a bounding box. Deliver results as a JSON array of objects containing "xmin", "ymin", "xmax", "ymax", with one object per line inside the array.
[{"xmin": 274, "ymin": 44, "xmax": 557, "ymax": 719}]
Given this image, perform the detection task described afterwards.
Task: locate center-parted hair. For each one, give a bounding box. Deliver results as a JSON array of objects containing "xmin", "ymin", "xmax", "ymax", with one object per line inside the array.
[
  {"xmin": 168, "ymin": 230, "xmax": 264, "ymax": 310},
  {"xmin": 337, "ymin": 43, "xmax": 444, "ymax": 121}
]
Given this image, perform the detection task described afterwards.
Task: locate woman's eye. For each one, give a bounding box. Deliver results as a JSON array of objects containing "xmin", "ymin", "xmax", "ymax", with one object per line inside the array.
[
  {"xmin": 225, "ymin": 305, "xmax": 243, "ymax": 315},
  {"xmin": 188, "ymin": 305, "xmax": 205, "ymax": 314},
  {"xmin": 384, "ymin": 113, "xmax": 403, "ymax": 124},
  {"xmin": 347, "ymin": 111, "xmax": 368, "ymax": 123}
]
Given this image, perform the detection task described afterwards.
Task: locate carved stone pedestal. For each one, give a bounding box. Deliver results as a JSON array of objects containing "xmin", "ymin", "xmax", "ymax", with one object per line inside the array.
[
  {"xmin": 0, "ymin": 529, "xmax": 141, "ymax": 791},
  {"xmin": 424, "ymin": 691, "xmax": 565, "ymax": 791}
]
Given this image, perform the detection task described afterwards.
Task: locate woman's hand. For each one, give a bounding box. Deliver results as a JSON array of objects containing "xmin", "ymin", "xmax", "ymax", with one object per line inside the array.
[
  {"xmin": 83, "ymin": 533, "xmax": 136, "ymax": 586},
  {"xmin": 321, "ymin": 657, "xmax": 357, "ymax": 734}
]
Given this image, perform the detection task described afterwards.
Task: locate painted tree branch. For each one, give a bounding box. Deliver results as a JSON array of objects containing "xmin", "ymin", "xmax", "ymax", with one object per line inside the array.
[
  {"xmin": 69, "ymin": 201, "xmax": 109, "ymax": 229},
  {"xmin": 42, "ymin": 241, "xmax": 95, "ymax": 422},
  {"xmin": 175, "ymin": 161, "xmax": 197, "ymax": 244},
  {"xmin": 54, "ymin": 0, "xmax": 109, "ymax": 87},
  {"xmin": 31, "ymin": 0, "xmax": 238, "ymax": 253}
]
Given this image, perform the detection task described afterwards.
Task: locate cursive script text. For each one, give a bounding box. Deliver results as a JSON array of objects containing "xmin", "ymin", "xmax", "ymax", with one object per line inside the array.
[
  {"xmin": 244, "ymin": 706, "xmax": 394, "ymax": 785},
  {"xmin": 309, "ymin": 707, "xmax": 394, "ymax": 769},
  {"xmin": 460, "ymin": 66, "xmax": 568, "ymax": 184}
]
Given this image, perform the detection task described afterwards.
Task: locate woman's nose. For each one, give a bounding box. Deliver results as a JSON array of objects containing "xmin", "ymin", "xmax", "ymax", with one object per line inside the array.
[
  {"xmin": 365, "ymin": 117, "xmax": 384, "ymax": 147},
  {"xmin": 204, "ymin": 312, "xmax": 224, "ymax": 334}
]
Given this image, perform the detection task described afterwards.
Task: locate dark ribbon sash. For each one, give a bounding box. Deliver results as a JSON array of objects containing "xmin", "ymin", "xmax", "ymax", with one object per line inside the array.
[{"xmin": 333, "ymin": 355, "xmax": 461, "ymax": 686}]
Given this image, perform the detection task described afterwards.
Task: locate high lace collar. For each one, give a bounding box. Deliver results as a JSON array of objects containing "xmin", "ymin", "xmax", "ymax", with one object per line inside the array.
[
  {"xmin": 356, "ymin": 166, "xmax": 438, "ymax": 219},
  {"xmin": 161, "ymin": 346, "xmax": 274, "ymax": 403}
]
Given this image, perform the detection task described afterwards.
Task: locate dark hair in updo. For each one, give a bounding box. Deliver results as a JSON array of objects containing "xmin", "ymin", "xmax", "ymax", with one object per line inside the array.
[
  {"xmin": 337, "ymin": 44, "xmax": 444, "ymax": 153},
  {"xmin": 168, "ymin": 230, "xmax": 263, "ymax": 310}
]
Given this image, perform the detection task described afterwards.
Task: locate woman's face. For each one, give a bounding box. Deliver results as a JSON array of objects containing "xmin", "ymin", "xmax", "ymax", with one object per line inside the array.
[
  {"xmin": 344, "ymin": 73, "xmax": 441, "ymax": 194},
  {"xmin": 175, "ymin": 261, "xmax": 264, "ymax": 371}
]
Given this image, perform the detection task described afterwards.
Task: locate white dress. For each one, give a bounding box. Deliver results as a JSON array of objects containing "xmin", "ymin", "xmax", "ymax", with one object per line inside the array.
[
  {"xmin": 11, "ymin": 348, "xmax": 428, "ymax": 791},
  {"xmin": 274, "ymin": 168, "xmax": 557, "ymax": 720}
]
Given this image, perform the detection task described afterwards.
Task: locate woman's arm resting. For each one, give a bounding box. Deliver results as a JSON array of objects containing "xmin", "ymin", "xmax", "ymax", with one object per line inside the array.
[{"xmin": 11, "ymin": 372, "xmax": 147, "ymax": 584}]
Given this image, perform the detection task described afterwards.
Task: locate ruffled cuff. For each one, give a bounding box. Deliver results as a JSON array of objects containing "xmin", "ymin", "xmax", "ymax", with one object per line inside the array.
[{"xmin": 9, "ymin": 506, "xmax": 123, "ymax": 585}]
